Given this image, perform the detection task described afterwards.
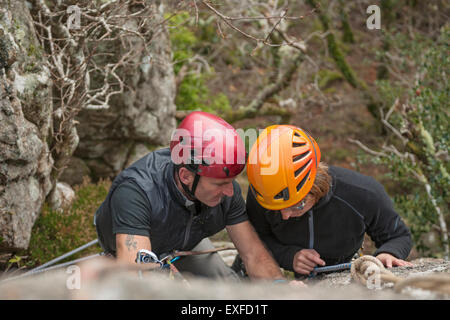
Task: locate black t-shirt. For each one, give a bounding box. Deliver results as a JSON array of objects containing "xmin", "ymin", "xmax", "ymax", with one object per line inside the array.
[
  {"xmin": 110, "ymin": 181, "xmax": 152, "ymax": 238},
  {"xmin": 94, "ymin": 148, "xmax": 248, "ymax": 256}
]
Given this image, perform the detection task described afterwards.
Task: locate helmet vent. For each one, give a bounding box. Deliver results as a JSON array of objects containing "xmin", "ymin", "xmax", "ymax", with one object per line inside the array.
[
  {"xmin": 294, "ymin": 159, "xmax": 312, "ymax": 178},
  {"xmin": 296, "ymin": 171, "xmax": 310, "ymax": 192},
  {"xmin": 274, "ymin": 187, "xmax": 289, "ymax": 201},
  {"xmin": 293, "ymin": 142, "xmax": 306, "ymax": 148},
  {"xmin": 294, "ymin": 132, "xmax": 301, "ymax": 137},
  {"xmin": 293, "ymin": 151, "xmax": 310, "ymax": 163}
]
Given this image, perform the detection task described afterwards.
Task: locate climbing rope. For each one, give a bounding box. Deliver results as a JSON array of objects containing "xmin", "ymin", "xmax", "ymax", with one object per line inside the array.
[
  {"xmin": 165, "ymin": 255, "xmax": 191, "ymax": 287},
  {"xmin": 168, "ymin": 246, "xmax": 236, "ymax": 258},
  {"xmin": 351, "ymin": 255, "xmax": 450, "ymax": 295},
  {"xmin": 351, "ymin": 255, "xmax": 398, "ymax": 286}
]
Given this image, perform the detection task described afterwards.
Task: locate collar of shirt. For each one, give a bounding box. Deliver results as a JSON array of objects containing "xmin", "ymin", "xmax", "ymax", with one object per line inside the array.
[
  {"xmin": 165, "ymin": 162, "xmax": 196, "ymax": 210},
  {"xmin": 313, "ymin": 170, "xmax": 336, "ymax": 210}
]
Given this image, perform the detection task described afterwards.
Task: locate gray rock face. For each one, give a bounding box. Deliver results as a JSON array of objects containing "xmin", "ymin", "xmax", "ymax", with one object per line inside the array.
[
  {"xmin": 307, "ymin": 258, "xmax": 450, "ymax": 300},
  {"xmin": 57, "ymin": 156, "xmax": 91, "ymax": 187},
  {"xmin": 0, "ymin": 1, "xmax": 53, "ymax": 250},
  {"xmin": 0, "ymin": 1, "xmax": 178, "ymax": 251},
  {"xmin": 73, "ymin": 4, "xmax": 177, "ymax": 180},
  {"xmin": 48, "ymin": 182, "xmax": 76, "ymax": 212}
]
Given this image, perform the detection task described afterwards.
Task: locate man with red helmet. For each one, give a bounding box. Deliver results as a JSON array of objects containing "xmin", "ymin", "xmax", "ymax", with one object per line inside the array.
[
  {"xmin": 239, "ymin": 125, "xmax": 413, "ymax": 278},
  {"xmin": 94, "ymin": 112, "xmax": 296, "ymax": 282}
]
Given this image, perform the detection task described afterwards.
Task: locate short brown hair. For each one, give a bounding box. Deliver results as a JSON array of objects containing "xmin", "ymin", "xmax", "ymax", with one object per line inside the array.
[{"xmin": 309, "ymin": 162, "xmax": 331, "ymax": 202}]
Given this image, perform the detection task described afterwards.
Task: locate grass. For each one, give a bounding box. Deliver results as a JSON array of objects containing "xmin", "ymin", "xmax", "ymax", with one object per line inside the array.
[{"xmin": 23, "ymin": 177, "xmax": 111, "ymax": 268}]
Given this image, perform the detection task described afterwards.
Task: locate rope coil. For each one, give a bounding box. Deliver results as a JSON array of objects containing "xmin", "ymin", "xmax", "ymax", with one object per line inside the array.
[{"xmin": 351, "ymin": 255, "xmax": 450, "ymax": 295}]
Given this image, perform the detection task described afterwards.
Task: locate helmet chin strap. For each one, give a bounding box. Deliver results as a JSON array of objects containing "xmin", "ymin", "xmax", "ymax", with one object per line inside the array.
[{"xmin": 176, "ymin": 166, "xmax": 201, "ymax": 201}]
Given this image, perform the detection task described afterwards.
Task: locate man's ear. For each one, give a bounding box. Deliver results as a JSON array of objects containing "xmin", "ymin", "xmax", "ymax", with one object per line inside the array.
[{"xmin": 178, "ymin": 167, "xmax": 194, "ymax": 186}]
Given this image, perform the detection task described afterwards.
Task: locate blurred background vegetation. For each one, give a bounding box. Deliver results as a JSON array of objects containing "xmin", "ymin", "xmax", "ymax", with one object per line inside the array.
[{"xmin": 2, "ymin": 0, "xmax": 448, "ymax": 271}]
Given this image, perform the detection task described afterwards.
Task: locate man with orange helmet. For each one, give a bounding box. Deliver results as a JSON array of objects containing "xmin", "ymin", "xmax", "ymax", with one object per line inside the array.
[
  {"xmin": 94, "ymin": 112, "xmax": 296, "ymax": 282},
  {"xmin": 242, "ymin": 125, "xmax": 412, "ymax": 277}
]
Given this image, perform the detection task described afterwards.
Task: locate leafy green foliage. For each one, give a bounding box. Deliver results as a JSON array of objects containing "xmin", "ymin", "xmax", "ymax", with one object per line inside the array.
[
  {"xmin": 369, "ymin": 27, "xmax": 449, "ymax": 258},
  {"xmin": 176, "ymin": 73, "xmax": 231, "ymax": 114},
  {"xmin": 167, "ymin": 12, "xmax": 199, "ymax": 74},
  {"xmin": 8, "ymin": 255, "xmax": 23, "ymax": 267},
  {"xmin": 166, "ymin": 11, "xmax": 231, "ymax": 115}
]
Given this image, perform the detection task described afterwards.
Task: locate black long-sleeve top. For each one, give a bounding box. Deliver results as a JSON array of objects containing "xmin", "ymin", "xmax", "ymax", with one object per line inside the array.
[{"xmin": 246, "ymin": 166, "xmax": 412, "ymax": 274}]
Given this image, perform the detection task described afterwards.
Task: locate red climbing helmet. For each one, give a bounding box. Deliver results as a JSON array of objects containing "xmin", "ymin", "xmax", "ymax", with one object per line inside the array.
[{"xmin": 170, "ymin": 111, "xmax": 246, "ymax": 179}]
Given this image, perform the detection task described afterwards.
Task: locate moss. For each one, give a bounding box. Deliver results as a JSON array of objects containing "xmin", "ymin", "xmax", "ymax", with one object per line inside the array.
[
  {"xmin": 12, "ymin": 19, "xmax": 26, "ymax": 46},
  {"xmin": 24, "ymin": 178, "xmax": 111, "ymax": 268},
  {"xmin": 326, "ymin": 35, "xmax": 359, "ymax": 88},
  {"xmin": 316, "ymin": 69, "xmax": 344, "ymax": 89},
  {"xmin": 341, "ymin": 18, "xmax": 355, "ymax": 44},
  {"xmin": 26, "ymin": 43, "xmax": 42, "ymax": 61},
  {"xmin": 306, "ymin": 0, "xmax": 367, "ymax": 91}
]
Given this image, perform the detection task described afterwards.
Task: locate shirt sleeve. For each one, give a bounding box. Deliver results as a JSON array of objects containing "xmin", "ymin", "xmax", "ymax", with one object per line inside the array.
[
  {"xmin": 225, "ymin": 181, "xmax": 249, "ymax": 226},
  {"xmin": 246, "ymin": 187, "xmax": 302, "ymax": 271},
  {"xmin": 364, "ymin": 179, "xmax": 412, "ymax": 260},
  {"xmin": 110, "ymin": 180, "xmax": 151, "ymax": 238}
]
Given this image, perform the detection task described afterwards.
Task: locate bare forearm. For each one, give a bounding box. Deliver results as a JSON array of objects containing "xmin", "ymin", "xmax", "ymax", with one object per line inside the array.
[
  {"xmin": 243, "ymin": 249, "xmax": 285, "ymax": 280},
  {"xmin": 116, "ymin": 233, "xmax": 151, "ymax": 264},
  {"xmin": 227, "ymin": 221, "xmax": 286, "ymax": 280}
]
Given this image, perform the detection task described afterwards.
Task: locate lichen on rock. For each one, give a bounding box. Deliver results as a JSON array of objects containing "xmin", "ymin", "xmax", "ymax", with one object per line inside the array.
[{"xmin": 0, "ymin": 0, "xmax": 53, "ymax": 250}]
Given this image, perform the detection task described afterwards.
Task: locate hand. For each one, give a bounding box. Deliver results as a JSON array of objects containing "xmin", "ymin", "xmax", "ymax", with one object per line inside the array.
[
  {"xmin": 293, "ymin": 249, "xmax": 326, "ymax": 275},
  {"xmin": 376, "ymin": 253, "xmax": 413, "ymax": 268}
]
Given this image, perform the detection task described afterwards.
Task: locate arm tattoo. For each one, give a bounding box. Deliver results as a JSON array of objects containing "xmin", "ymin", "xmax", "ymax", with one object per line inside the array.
[{"xmin": 125, "ymin": 235, "xmax": 137, "ymax": 251}]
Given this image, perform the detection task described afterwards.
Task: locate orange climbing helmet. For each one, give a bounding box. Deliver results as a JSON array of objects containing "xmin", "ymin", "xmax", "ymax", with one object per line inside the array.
[{"xmin": 247, "ymin": 125, "xmax": 321, "ymax": 210}]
